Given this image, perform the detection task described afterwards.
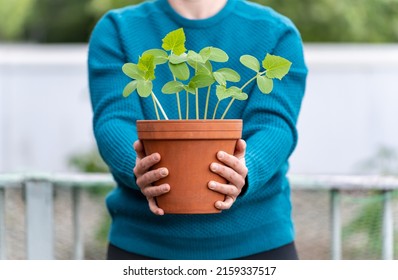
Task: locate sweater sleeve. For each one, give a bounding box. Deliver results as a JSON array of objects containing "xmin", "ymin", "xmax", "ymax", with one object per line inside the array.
[
  {"xmin": 88, "ymin": 11, "xmax": 142, "ymax": 190},
  {"xmin": 242, "ymin": 22, "xmax": 308, "ymax": 198}
]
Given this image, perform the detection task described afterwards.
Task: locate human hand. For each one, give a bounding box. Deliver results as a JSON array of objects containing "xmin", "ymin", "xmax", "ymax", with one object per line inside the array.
[
  {"xmin": 133, "ymin": 140, "xmax": 170, "ymax": 215},
  {"xmin": 208, "ymin": 139, "xmax": 248, "ymax": 210}
]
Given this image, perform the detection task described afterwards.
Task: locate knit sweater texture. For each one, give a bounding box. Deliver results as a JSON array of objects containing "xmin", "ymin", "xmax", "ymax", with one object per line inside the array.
[{"xmin": 88, "ymin": 0, "xmax": 308, "ymax": 259}]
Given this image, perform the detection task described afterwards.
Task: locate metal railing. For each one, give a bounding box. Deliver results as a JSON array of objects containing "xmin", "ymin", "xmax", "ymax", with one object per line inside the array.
[
  {"xmin": 0, "ymin": 173, "xmax": 397, "ymax": 260},
  {"xmin": 0, "ymin": 173, "xmax": 114, "ymax": 260},
  {"xmin": 292, "ymin": 174, "xmax": 398, "ymax": 260}
]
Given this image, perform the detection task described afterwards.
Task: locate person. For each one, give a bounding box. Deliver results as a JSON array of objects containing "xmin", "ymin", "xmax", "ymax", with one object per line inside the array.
[{"xmin": 88, "ymin": 0, "xmax": 308, "ymax": 260}]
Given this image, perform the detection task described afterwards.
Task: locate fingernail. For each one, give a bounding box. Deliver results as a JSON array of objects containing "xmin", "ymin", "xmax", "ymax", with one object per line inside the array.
[
  {"xmin": 210, "ymin": 163, "xmax": 218, "ymax": 171},
  {"xmin": 160, "ymin": 168, "xmax": 168, "ymax": 176},
  {"xmin": 218, "ymin": 151, "xmax": 225, "ymax": 159},
  {"xmin": 152, "ymin": 154, "xmax": 160, "ymax": 161},
  {"xmin": 209, "ymin": 181, "xmax": 216, "ymax": 189}
]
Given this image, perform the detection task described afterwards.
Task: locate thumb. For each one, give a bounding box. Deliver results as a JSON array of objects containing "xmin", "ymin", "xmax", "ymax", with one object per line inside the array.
[
  {"xmin": 133, "ymin": 140, "xmax": 146, "ymax": 159},
  {"xmin": 234, "ymin": 139, "xmax": 246, "ymax": 159}
]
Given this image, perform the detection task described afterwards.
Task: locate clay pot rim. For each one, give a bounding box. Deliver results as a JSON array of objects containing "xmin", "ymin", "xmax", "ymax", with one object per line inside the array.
[
  {"xmin": 136, "ymin": 119, "xmax": 242, "ymax": 131},
  {"xmin": 137, "ymin": 119, "xmax": 242, "ymax": 140}
]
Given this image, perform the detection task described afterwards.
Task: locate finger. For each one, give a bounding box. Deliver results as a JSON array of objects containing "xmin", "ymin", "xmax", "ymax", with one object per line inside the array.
[
  {"xmin": 134, "ymin": 153, "xmax": 161, "ymax": 177},
  {"xmin": 133, "ymin": 140, "xmax": 146, "ymax": 159},
  {"xmin": 210, "ymin": 162, "xmax": 246, "ymax": 188},
  {"xmin": 216, "ymin": 151, "xmax": 248, "ymax": 177},
  {"xmin": 141, "ymin": 183, "xmax": 170, "ymax": 198},
  {"xmin": 147, "ymin": 197, "xmax": 165, "ymax": 216},
  {"xmin": 208, "ymin": 181, "xmax": 241, "ymax": 197},
  {"xmin": 136, "ymin": 167, "xmax": 168, "ymax": 188},
  {"xmin": 234, "ymin": 139, "xmax": 246, "ymax": 159},
  {"xmin": 215, "ymin": 196, "xmax": 234, "ymax": 210}
]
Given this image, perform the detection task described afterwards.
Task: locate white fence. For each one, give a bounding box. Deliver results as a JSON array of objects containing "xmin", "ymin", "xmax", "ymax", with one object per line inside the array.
[
  {"xmin": 0, "ymin": 44, "xmax": 93, "ymax": 173},
  {"xmin": 1, "ymin": 44, "xmax": 398, "ymax": 174}
]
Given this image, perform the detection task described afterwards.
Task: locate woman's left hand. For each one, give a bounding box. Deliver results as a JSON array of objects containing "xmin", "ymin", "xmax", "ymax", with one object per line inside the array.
[{"xmin": 208, "ymin": 139, "xmax": 248, "ymax": 210}]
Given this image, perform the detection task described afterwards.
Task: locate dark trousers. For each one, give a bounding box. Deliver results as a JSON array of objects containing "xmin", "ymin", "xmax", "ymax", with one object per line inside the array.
[{"xmin": 107, "ymin": 242, "xmax": 299, "ymax": 260}]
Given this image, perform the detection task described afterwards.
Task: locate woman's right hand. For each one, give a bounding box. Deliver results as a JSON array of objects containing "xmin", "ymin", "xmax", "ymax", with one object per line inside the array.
[{"xmin": 133, "ymin": 140, "xmax": 170, "ymax": 215}]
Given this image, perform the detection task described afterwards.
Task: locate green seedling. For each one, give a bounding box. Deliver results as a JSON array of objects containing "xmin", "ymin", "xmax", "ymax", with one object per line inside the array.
[{"xmin": 122, "ymin": 28, "xmax": 292, "ymax": 120}]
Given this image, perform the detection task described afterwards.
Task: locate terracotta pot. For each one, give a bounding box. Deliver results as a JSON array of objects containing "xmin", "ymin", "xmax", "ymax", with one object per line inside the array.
[{"xmin": 136, "ymin": 119, "xmax": 242, "ymax": 214}]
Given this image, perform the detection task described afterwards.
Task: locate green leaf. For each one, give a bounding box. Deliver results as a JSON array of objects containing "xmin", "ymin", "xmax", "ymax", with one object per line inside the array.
[
  {"xmin": 189, "ymin": 74, "xmax": 215, "ymax": 89},
  {"xmin": 186, "ymin": 51, "xmax": 204, "ymax": 71},
  {"xmin": 188, "ymin": 59, "xmax": 211, "ymax": 73},
  {"xmin": 122, "ymin": 80, "xmax": 138, "ymax": 97},
  {"xmin": 240, "ymin": 55, "xmax": 260, "ymax": 72},
  {"xmin": 161, "ymin": 28, "xmax": 186, "ymax": 55},
  {"xmin": 257, "ymin": 75, "xmax": 274, "ymax": 94},
  {"xmin": 234, "ymin": 91, "xmax": 249, "ymax": 101},
  {"xmin": 216, "ymin": 85, "xmax": 232, "ymax": 101},
  {"xmin": 216, "ymin": 86, "xmax": 248, "ymax": 101},
  {"xmin": 187, "ymin": 50, "xmax": 204, "ymax": 64},
  {"xmin": 215, "ymin": 68, "xmax": 241, "ymax": 82},
  {"xmin": 196, "ymin": 60, "xmax": 213, "ymax": 75},
  {"xmin": 137, "ymin": 80, "xmax": 152, "ymax": 97},
  {"xmin": 183, "ymin": 85, "xmax": 196, "ymax": 94},
  {"xmin": 169, "ymin": 62, "xmax": 190, "ymax": 81},
  {"xmin": 122, "ymin": 63, "xmax": 144, "ymax": 80},
  {"xmin": 142, "ymin": 49, "xmax": 168, "ymax": 65},
  {"xmin": 199, "ymin": 47, "xmax": 211, "ymax": 61},
  {"xmin": 169, "ymin": 53, "xmax": 188, "ymax": 64},
  {"xmin": 210, "ymin": 47, "xmax": 229, "ymax": 62},
  {"xmin": 200, "ymin": 47, "xmax": 228, "ymax": 62},
  {"xmin": 137, "ymin": 54, "xmax": 156, "ymax": 80},
  {"xmin": 229, "ymin": 86, "xmax": 248, "ymax": 100},
  {"xmin": 161, "ymin": 81, "xmax": 184, "ymax": 94},
  {"xmin": 213, "ymin": 72, "xmax": 226, "ymax": 86},
  {"xmin": 262, "ymin": 54, "xmax": 292, "ymax": 80}
]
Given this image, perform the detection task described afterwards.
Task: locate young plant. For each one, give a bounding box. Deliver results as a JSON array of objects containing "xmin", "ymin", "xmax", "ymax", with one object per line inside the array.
[{"xmin": 122, "ymin": 28, "xmax": 292, "ymax": 120}]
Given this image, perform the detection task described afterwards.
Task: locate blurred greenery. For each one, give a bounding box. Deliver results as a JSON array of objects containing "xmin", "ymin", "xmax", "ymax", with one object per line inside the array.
[
  {"xmin": 0, "ymin": 0, "xmax": 35, "ymax": 40},
  {"xmin": 342, "ymin": 146, "xmax": 398, "ymax": 259},
  {"xmin": 355, "ymin": 146, "xmax": 398, "ymax": 175},
  {"xmin": 1, "ymin": 0, "xmax": 398, "ymax": 43},
  {"xmin": 69, "ymin": 148, "xmax": 109, "ymax": 173},
  {"xmin": 263, "ymin": 0, "xmax": 398, "ymax": 42}
]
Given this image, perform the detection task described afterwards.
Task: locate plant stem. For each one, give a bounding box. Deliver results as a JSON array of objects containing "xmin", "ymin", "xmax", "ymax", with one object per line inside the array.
[
  {"xmin": 195, "ymin": 64, "xmax": 199, "ymax": 120},
  {"xmin": 173, "ymin": 75, "xmax": 182, "ymax": 120},
  {"xmin": 220, "ymin": 98, "xmax": 235, "ymax": 119},
  {"xmin": 212, "ymin": 101, "xmax": 220, "ymax": 120},
  {"xmin": 176, "ymin": 92, "xmax": 182, "ymax": 120},
  {"xmin": 240, "ymin": 74, "xmax": 257, "ymax": 91},
  {"xmin": 151, "ymin": 93, "xmax": 160, "ymax": 120},
  {"xmin": 219, "ymin": 74, "xmax": 259, "ymax": 119},
  {"xmin": 195, "ymin": 88, "xmax": 199, "ymax": 119},
  {"xmin": 204, "ymin": 85, "xmax": 211, "ymax": 119},
  {"xmin": 186, "ymin": 91, "xmax": 189, "ymax": 120},
  {"xmin": 151, "ymin": 92, "xmax": 169, "ymax": 120}
]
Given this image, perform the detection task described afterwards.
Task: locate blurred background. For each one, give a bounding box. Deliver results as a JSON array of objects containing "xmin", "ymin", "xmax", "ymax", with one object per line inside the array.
[{"xmin": 1, "ymin": 0, "xmax": 398, "ymax": 260}]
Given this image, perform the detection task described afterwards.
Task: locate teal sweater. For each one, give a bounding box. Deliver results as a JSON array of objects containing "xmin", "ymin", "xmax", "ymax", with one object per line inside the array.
[{"xmin": 88, "ymin": 0, "xmax": 307, "ymax": 259}]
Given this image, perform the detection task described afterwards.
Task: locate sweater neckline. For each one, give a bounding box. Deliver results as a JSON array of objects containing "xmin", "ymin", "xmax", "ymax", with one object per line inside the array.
[{"xmin": 156, "ymin": 0, "xmax": 239, "ymax": 29}]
